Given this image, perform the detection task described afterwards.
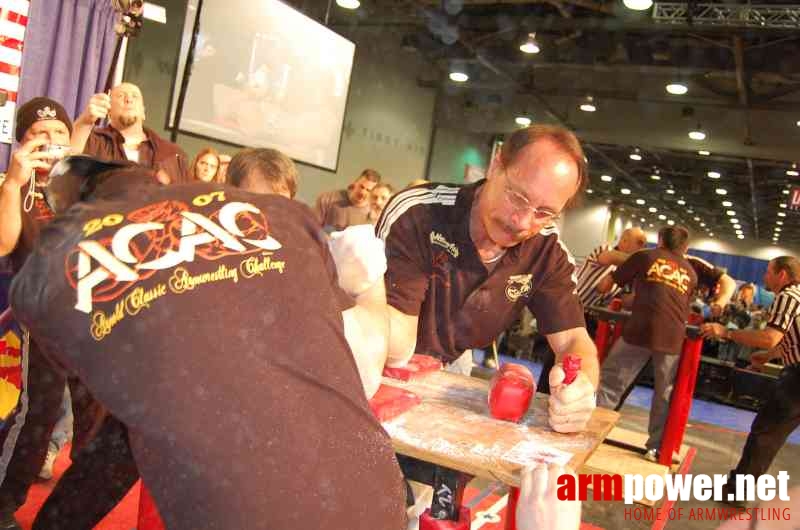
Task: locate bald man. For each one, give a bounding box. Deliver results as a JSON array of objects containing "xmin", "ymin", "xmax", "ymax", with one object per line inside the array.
[{"xmin": 71, "ymin": 83, "xmax": 189, "ymax": 184}]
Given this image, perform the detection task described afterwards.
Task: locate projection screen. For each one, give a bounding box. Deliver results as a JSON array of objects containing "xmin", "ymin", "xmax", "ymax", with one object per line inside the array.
[{"xmin": 170, "ymin": 0, "xmax": 355, "ymax": 171}]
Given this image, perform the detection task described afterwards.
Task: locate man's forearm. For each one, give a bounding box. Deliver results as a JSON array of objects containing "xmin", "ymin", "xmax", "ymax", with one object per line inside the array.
[
  {"xmin": 0, "ymin": 180, "xmax": 23, "ymax": 257},
  {"xmin": 343, "ymin": 281, "xmax": 389, "ymax": 398},
  {"xmin": 70, "ymin": 115, "xmax": 95, "ymax": 155},
  {"xmin": 725, "ymin": 328, "xmax": 780, "ymax": 350}
]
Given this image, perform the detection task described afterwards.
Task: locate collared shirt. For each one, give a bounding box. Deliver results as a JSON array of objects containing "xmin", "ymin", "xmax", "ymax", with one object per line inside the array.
[
  {"xmin": 612, "ymin": 248, "xmax": 698, "ymax": 355},
  {"xmin": 377, "ymin": 181, "xmax": 584, "ymax": 364},
  {"xmin": 576, "ymin": 244, "xmax": 621, "ymax": 309},
  {"xmin": 766, "ymin": 282, "xmax": 800, "ymax": 366},
  {"xmin": 314, "ymin": 189, "xmax": 371, "ymax": 231}
]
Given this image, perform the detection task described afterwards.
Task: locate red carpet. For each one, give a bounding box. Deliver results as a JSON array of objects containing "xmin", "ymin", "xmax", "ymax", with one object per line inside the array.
[
  {"xmin": 13, "ymin": 444, "xmax": 139, "ymax": 530},
  {"xmin": 12, "ymin": 448, "xmax": 604, "ymax": 530}
]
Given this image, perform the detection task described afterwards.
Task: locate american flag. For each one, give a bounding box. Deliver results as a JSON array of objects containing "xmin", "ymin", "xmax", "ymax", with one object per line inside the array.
[{"xmin": 0, "ymin": 0, "xmax": 29, "ymax": 143}]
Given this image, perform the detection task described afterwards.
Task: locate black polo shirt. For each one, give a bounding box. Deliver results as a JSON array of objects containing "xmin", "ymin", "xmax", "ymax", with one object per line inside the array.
[{"xmin": 376, "ymin": 181, "xmax": 584, "ymax": 364}]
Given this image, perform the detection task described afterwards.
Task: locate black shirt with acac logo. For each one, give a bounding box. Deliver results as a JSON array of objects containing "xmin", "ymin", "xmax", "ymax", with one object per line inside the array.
[
  {"xmin": 376, "ymin": 181, "xmax": 585, "ymax": 364},
  {"xmin": 612, "ymin": 248, "xmax": 698, "ymax": 355},
  {"xmin": 10, "ymin": 177, "xmax": 406, "ymax": 530}
]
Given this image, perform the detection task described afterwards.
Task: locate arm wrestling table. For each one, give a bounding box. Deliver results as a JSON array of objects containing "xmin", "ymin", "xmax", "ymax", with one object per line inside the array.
[{"xmin": 379, "ymin": 369, "xmax": 619, "ymax": 530}]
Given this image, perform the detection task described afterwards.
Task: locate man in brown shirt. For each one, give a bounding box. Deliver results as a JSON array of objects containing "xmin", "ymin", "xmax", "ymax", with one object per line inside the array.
[
  {"xmin": 70, "ymin": 83, "xmax": 190, "ymax": 184},
  {"xmin": 376, "ymin": 125, "xmax": 598, "ymax": 435},
  {"xmin": 10, "ymin": 162, "xmax": 407, "ymax": 530},
  {"xmin": 596, "ymin": 226, "xmax": 698, "ymax": 460},
  {"xmin": 314, "ymin": 168, "xmax": 381, "ymax": 231}
]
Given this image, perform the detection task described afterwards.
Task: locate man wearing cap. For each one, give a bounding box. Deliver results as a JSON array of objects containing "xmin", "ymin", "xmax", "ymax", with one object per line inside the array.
[
  {"xmin": 0, "ymin": 96, "xmax": 78, "ymax": 529},
  {"xmin": 71, "ymin": 83, "xmax": 190, "ymax": 184}
]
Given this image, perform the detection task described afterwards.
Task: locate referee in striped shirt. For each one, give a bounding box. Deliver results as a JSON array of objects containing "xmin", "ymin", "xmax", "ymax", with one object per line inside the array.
[{"xmin": 701, "ymin": 256, "xmax": 800, "ymax": 505}]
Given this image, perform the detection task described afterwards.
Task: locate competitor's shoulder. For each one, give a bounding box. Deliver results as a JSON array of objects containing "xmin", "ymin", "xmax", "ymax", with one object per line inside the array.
[{"xmin": 376, "ymin": 183, "xmax": 461, "ymax": 239}]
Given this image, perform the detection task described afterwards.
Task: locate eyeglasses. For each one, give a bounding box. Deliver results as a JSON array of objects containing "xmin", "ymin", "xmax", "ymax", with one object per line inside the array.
[{"xmin": 501, "ymin": 171, "xmax": 562, "ymax": 223}]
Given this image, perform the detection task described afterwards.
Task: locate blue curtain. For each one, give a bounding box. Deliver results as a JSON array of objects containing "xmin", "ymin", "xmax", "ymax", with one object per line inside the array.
[
  {"xmin": 0, "ymin": 0, "xmax": 117, "ymax": 170},
  {"xmin": 687, "ymin": 248, "xmax": 769, "ymax": 286}
]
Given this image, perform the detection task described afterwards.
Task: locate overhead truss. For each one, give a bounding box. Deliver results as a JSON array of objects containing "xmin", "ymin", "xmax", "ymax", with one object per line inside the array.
[{"xmin": 653, "ymin": 3, "xmax": 800, "ymax": 29}]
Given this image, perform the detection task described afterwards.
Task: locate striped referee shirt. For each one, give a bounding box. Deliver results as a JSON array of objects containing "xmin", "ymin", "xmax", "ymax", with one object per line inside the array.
[
  {"xmin": 576, "ymin": 244, "xmax": 621, "ymax": 309},
  {"xmin": 767, "ymin": 282, "xmax": 800, "ymax": 366}
]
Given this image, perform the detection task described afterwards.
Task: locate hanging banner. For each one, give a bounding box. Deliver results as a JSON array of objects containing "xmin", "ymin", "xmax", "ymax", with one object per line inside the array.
[{"xmin": 0, "ymin": 0, "xmax": 29, "ymax": 144}]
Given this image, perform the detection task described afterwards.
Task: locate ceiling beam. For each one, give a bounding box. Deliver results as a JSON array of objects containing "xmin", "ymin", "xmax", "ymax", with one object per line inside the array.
[
  {"xmin": 747, "ymin": 158, "xmax": 760, "ymax": 239},
  {"xmin": 415, "ymin": 0, "xmax": 614, "ymax": 15}
]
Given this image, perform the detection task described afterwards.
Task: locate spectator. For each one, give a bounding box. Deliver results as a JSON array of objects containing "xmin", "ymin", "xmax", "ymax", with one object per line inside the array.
[
  {"xmin": 314, "ymin": 169, "xmax": 380, "ymax": 231},
  {"xmin": 190, "ymin": 147, "xmax": 223, "ymax": 183},
  {"xmin": 71, "ymin": 82, "xmax": 190, "ymax": 184},
  {"xmin": 368, "ymin": 182, "xmax": 394, "ymax": 223}
]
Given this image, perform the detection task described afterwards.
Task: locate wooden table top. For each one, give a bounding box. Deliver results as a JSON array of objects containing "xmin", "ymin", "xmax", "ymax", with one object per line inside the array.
[{"xmin": 381, "ymin": 370, "xmax": 619, "ymax": 487}]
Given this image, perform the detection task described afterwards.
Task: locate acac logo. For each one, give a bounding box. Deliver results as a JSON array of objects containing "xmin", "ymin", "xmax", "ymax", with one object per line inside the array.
[{"xmin": 72, "ymin": 201, "xmax": 281, "ymax": 314}]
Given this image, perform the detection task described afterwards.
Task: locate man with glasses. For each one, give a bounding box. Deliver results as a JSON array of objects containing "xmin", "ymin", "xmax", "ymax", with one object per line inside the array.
[{"xmin": 375, "ymin": 124, "xmax": 598, "ymax": 435}]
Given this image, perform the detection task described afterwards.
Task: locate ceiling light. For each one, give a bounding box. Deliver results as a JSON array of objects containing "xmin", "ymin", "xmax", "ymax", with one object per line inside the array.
[
  {"xmin": 520, "ymin": 33, "xmax": 541, "ymax": 54},
  {"xmin": 780, "ymin": 203, "xmax": 787, "ymax": 208},
  {"xmin": 722, "ymin": 201, "xmax": 733, "ymax": 207},
  {"xmin": 600, "ymin": 174, "xmax": 613, "ymax": 182},
  {"xmin": 449, "ymin": 71, "xmax": 469, "ymax": 83},
  {"xmin": 775, "ymin": 227, "xmax": 782, "ymax": 232},
  {"xmin": 698, "ymin": 150, "xmax": 711, "ymax": 156},
  {"xmin": 700, "ymin": 222, "xmax": 706, "ymax": 227},
  {"xmin": 787, "ymin": 165, "xmax": 799, "ymax": 177},
  {"xmin": 515, "ymin": 116, "xmax": 532, "ymax": 126},
  {"xmin": 730, "ymin": 218, "xmax": 739, "ymax": 224},
  {"xmin": 658, "ymin": 214, "xmax": 667, "ymax": 220},
  {"xmin": 666, "ymin": 83, "xmax": 688, "ymax": 95},
  {"xmin": 693, "ymin": 216, "xmax": 700, "ymax": 221},
  {"xmin": 707, "ymin": 171, "xmax": 721, "ymax": 179},
  {"xmin": 649, "ymin": 207, "xmax": 658, "ymax": 213},
  {"xmin": 336, "ymin": 0, "xmax": 360, "ymax": 8},
  {"xmin": 715, "ymin": 188, "xmax": 727, "ymax": 195},
  {"xmin": 777, "ymin": 221, "xmax": 783, "ymax": 225},
  {"xmin": 666, "ymin": 189, "xmax": 675, "ymax": 194},
  {"xmin": 651, "ymin": 173, "xmax": 661, "ymax": 181},
  {"xmin": 620, "ymin": 188, "xmax": 631, "ymax": 195},
  {"xmin": 797, "ymin": 121, "xmax": 800, "ymax": 127},
  {"xmin": 586, "ymin": 189, "xmax": 593, "ymax": 194},
  {"xmin": 636, "ymin": 199, "xmax": 646, "ymax": 205},
  {"xmin": 709, "ymin": 232, "xmax": 715, "ymax": 237},
  {"xmin": 736, "ymin": 230, "xmax": 743, "ymax": 235},
  {"xmin": 640, "ymin": 217, "xmax": 646, "ymax": 222},
  {"xmin": 734, "ymin": 224, "xmax": 741, "ymax": 229},
  {"xmin": 580, "ymin": 96, "xmax": 596, "ymax": 113},
  {"xmin": 726, "ymin": 210, "xmax": 736, "ymax": 216},
  {"xmin": 778, "ymin": 212, "xmax": 787, "ymax": 217},
  {"xmin": 667, "ymin": 220, "xmax": 675, "ymax": 226},
  {"xmin": 629, "ymin": 148, "xmax": 642, "ymax": 161},
  {"xmin": 677, "ymin": 199, "xmax": 686, "ymax": 205},
  {"xmin": 737, "ymin": 235, "xmax": 745, "ymax": 239},
  {"xmin": 649, "ymin": 223, "xmax": 654, "ymax": 227},
  {"xmin": 783, "ymin": 189, "xmax": 790, "ymax": 195},
  {"xmin": 623, "ymin": 0, "xmax": 653, "ymax": 10},
  {"xmin": 689, "ymin": 124, "xmax": 707, "ymax": 141},
  {"xmin": 687, "ymin": 209, "xmax": 694, "ymax": 213}
]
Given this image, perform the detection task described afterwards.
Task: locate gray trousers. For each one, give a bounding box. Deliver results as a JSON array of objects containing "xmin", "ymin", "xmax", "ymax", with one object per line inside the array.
[{"xmin": 597, "ymin": 338, "xmax": 681, "ymax": 451}]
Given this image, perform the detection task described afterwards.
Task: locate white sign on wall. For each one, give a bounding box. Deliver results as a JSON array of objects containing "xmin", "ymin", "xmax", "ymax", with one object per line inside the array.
[{"xmin": 0, "ymin": 0, "xmax": 30, "ymax": 144}]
